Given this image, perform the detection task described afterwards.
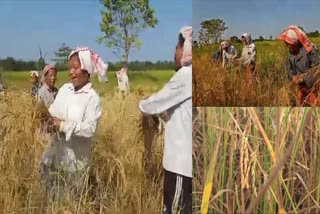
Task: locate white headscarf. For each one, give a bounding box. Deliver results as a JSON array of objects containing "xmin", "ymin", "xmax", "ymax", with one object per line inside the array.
[
  {"xmin": 180, "ymin": 26, "xmax": 192, "ymax": 66},
  {"xmin": 30, "ymin": 70, "xmax": 39, "ymax": 77},
  {"xmin": 68, "ymin": 47, "xmax": 108, "ymax": 82},
  {"xmin": 241, "ymin": 33, "xmax": 253, "ymax": 46}
]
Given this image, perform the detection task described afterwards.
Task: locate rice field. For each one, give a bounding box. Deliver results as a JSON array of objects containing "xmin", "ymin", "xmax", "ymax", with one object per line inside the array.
[
  {"xmin": 193, "ymin": 38, "xmax": 320, "ymax": 106},
  {"xmin": 193, "ymin": 107, "xmax": 320, "ymax": 214},
  {"xmin": 1, "ymin": 70, "xmax": 174, "ymax": 96},
  {"xmin": 0, "ymin": 70, "xmax": 172, "ymax": 213}
]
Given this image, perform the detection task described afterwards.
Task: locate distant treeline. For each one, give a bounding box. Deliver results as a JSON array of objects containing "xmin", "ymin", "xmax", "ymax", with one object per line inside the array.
[{"xmin": 0, "ymin": 57, "xmax": 175, "ymax": 71}]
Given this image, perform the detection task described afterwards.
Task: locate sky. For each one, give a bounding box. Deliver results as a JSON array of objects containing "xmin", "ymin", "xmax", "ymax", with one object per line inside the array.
[
  {"xmin": 0, "ymin": 0, "xmax": 191, "ymax": 63},
  {"xmin": 193, "ymin": 0, "xmax": 320, "ymax": 41}
]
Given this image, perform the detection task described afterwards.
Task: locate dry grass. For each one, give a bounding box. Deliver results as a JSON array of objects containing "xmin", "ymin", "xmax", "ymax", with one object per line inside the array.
[
  {"xmin": 0, "ymin": 90, "xmax": 164, "ymax": 213},
  {"xmin": 193, "ymin": 107, "xmax": 320, "ymax": 214},
  {"xmin": 193, "ymin": 39, "xmax": 320, "ymax": 106}
]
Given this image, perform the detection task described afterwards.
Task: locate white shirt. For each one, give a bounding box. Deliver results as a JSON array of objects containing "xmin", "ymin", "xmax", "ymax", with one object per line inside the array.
[
  {"xmin": 240, "ymin": 43, "xmax": 256, "ymax": 65},
  {"xmin": 139, "ymin": 65, "xmax": 192, "ymax": 177},
  {"xmin": 116, "ymin": 72, "xmax": 130, "ymax": 92},
  {"xmin": 47, "ymin": 82, "xmax": 101, "ymax": 171}
]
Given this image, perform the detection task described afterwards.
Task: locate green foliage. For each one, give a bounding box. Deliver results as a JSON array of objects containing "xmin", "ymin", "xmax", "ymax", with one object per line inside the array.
[
  {"xmin": 307, "ymin": 30, "xmax": 320, "ymax": 38},
  {"xmin": 0, "ymin": 57, "xmax": 43, "ymax": 71},
  {"xmin": 0, "ymin": 57, "xmax": 174, "ymax": 72},
  {"xmin": 199, "ymin": 18, "xmax": 228, "ymax": 44},
  {"xmin": 52, "ymin": 43, "xmax": 73, "ymax": 70},
  {"xmin": 230, "ymin": 36, "xmax": 241, "ymax": 43},
  {"xmin": 97, "ymin": 0, "xmax": 158, "ymax": 68}
]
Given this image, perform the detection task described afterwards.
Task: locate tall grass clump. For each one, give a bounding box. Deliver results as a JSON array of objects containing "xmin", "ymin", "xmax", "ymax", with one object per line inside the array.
[
  {"xmin": 193, "ymin": 107, "xmax": 320, "ymax": 214},
  {"xmin": 0, "ymin": 90, "xmax": 164, "ymax": 213}
]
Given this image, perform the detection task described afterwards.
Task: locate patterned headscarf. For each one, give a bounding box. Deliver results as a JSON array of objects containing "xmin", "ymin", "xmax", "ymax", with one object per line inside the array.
[
  {"xmin": 278, "ymin": 25, "xmax": 316, "ymax": 53},
  {"xmin": 180, "ymin": 26, "xmax": 192, "ymax": 66},
  {"xmin": 68, "ymin": 47, "xmax": 108, "ymax": 81},
  {"xmin": 42, "ymin": 65, "xmax": 56, "ymax": 76}
]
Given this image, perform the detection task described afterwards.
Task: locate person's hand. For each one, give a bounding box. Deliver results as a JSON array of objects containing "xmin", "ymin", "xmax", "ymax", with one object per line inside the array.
[
  {"xmin": 292, "ymin": 76, "xmax": 303, "ymax": 84},
  {"xmin": 52, "ymin": 117, "xmax": 62, "ymax": 131}
]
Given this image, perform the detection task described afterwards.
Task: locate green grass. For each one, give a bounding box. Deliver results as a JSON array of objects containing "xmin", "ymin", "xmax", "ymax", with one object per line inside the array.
[{"xmin": 1, "ymin": 70, "xmax": 174, "ymax": 96}]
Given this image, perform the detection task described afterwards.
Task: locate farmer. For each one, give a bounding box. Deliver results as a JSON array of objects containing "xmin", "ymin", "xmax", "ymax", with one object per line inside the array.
[
  {"xmin": 37, "ymin": 65, "xmax": 58, "ymax": 108},
  {"xmin": 278, "ymin": 25, "xmax": 320, "ymax": 106},
  {"xmin": 221, "ymin": 41, "xmax": 238, "ymax": 68},
  {"xmin": 116, "ymin": 67, "xmax": 130, "ymax": 96},
  {"xmin": 40, "ymin": 47, "xmax": 105, "ymax": 198},
  {"xmin": 30, "ymin": 70, "xmax": 40, "ymax": 97},
  {"xmin": 212, "ymin": 41, "xmax": 238, "ymax": 68},
  {"xmin": 238, "ymin": 33, "xmax": 257, "ymax": 86},
  {"xmin": 139, "ymin": 26, "xmax": 192, "ymax": 214}
]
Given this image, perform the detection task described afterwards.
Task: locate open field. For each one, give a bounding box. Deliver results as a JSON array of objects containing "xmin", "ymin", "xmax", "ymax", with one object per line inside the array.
[
  {"xmin": 193, "ymin": 107, "xmax": 320, "ymax": 213},
  {"xmin": 193, "ymin": 38, "xmax": 320, "ymax": 106},
  {"xmin": 1, "ymin": 70, "xmax": 174, "ymax": 96},
  {"xmin": 0, "ymin": 70, "xmax": 173, "ymax": 213}
]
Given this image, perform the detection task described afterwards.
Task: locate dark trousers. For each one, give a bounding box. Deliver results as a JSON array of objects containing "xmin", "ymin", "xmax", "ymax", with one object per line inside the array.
[{"xmin": 163, "ymin": 170, "xmax": 192, "ymax": 214}]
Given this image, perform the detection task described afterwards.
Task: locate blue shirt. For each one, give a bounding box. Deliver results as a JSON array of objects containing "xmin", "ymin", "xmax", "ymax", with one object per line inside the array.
[{"xmin": 288, "ymin": 46, "xmax": 319, "ymax": 80}]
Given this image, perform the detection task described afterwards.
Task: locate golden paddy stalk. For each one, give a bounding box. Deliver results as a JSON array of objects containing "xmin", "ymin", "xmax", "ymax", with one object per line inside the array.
[
  {"xmin": 193, "ymin": 107, "xmax": 320, "ymax": 214},
  {"xmin": 0, "ymin": 90, "xmax": 164, "ymax": 213}
]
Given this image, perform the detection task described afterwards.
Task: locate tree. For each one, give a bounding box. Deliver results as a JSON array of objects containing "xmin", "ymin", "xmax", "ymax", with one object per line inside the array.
[
  {"xmin": 52, "ymin": 43, "xmax": 72, "ymax": 70},
  {"xmin": 198, "ymin": 18, "xmax": 228, "ymax": 44},
  {"xmin": 192, "ymin": 40, "xmax": 198, "ymax": 47},
  {"xmin": 258, "ymin": 36, "xmax": 264, "ymax": 41},
  {"xmin": 198, "ymin": 28, "xmax": 209, "ymax": 45},
  {"xmin": 37, "ymin": 47, "xmax": 46, "ymax": 71},
  {"xmin": 230, "ymin": 36, "xmax": 241, "ymax": 43},
  {"xmin": 97, "ymin": 0, "xmax": 158, "ymax": 70},
  {"xmin": 307, "ymin": 30, "xmax": 319, "ymax": 38}
]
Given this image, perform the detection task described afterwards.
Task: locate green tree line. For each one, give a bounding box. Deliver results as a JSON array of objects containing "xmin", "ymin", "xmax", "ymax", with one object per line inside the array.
[{"xmin": 0, "ymin": 56, "xmax": 175, "ymax": 72}]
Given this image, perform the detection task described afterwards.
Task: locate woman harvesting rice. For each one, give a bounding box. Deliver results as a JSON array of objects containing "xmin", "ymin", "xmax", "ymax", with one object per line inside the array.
[
  {"xmin": 212, "ymin": 41, "xmax": 238, "ymax": 68},
  {"xmin": 40, "ymin": 47, "xmax": 106, "ymax": 198},
  {"xmin": 30, "ymin": 70, "xmax": 40, "ymax": 97},
  {"xmin": 139, "ymin": 26, "xmax": 192, "ymax": 214},
  {"xmin": 278, "ymin": 25, "xmax": 320, "ymax": 106},
  {"xmin": 238, "ymin": 33, "xmax": 257, "ymax": 86},
  {"xmin": 37, "ymin": 65, "xmax": 58, "ymax": 108},
  {"xmin": 116, "ymin": 67, "xmax": 130, "ymax": 96}
]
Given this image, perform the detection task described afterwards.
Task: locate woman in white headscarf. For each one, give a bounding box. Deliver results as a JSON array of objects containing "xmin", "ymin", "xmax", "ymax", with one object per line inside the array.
[
  {"xmin": 116, "ymin": 67, "xmax": 130, "ymax": 96},
  {"xmin": 221, "ymin": 41, "xmax": 238, "ymax": 68},
  {"xmin": 238, "ymin": 33, "xmax": 257, "ymax": 86},
  {"xmin": 139, "ymin": 26, "xmax": 192, "ymax": 214},
  {"xmin": 40, "ymin": 47, "xmax": 106, "ymax": 198},
  {"xmin": 30, "ymin": 70, "xmax": 40, "ymax": 97}
]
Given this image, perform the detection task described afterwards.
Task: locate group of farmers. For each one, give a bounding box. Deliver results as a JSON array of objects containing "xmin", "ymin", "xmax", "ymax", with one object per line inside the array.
[
  {"xmin": 26, "ymin": 26, "xmax": 193, "ymax": 214},
  {"xmin": 212, "ymin": 25, "xmax": 320, "ymax": 106}
]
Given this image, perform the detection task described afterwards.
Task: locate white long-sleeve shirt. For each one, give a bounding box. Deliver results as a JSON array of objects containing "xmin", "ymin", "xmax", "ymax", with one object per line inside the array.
[
  {"xmin": 240, "ymin": 43, "xmax": 256, "ymax": 66},
  {"xmin": 46, "ymin": 82, "xmax": 101, "ymax": 171},
  {"xmin": 139, "ymin": 65, "xmax": 192, "ymax": 178},
  {"xmin": 116, "ymin": 72, "xmax": 130, "ymax": 93}
]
